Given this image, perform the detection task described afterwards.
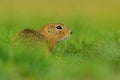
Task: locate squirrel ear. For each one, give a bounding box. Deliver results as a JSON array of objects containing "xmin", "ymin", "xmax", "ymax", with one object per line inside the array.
[{"xmin": 40, "ymin": 26, "xmax": 48, "ymax": 34}]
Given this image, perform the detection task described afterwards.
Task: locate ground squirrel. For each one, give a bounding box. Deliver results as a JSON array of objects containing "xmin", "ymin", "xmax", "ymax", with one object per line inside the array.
[{"xmin": 13, "ymin": 23, "xmax": 72, "ymax": 52}]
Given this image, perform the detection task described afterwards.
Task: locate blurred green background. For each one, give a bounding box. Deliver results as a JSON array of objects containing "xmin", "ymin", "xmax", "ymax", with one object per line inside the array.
[{"xmin": 0, "ymin": 0, "xmax": 120, "ymax": 80}]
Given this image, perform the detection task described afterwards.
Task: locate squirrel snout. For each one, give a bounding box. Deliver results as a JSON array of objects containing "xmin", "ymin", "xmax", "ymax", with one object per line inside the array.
[{"xmin": 70, "ymin": 31, "xmax": 72, "ymax": 34}]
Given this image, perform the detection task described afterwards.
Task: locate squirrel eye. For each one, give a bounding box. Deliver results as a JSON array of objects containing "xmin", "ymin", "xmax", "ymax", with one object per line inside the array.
[{"xmin": 56, "ymin": 26, "xmax": 62, "ymax": 29}]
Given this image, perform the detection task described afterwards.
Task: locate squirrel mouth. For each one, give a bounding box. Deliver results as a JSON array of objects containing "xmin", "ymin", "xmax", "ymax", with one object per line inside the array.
[{"xmin": 57, "ymin": 35, "xmax": 71, "ymax": 43}]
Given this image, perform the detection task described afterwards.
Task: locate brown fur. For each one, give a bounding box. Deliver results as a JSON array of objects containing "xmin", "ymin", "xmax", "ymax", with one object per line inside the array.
[{"xmin": 13, "ymin": 23, "xmax": 72, "ymax": 52}]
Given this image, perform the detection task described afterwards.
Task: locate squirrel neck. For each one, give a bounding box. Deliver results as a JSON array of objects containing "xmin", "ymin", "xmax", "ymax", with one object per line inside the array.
[
  {"xmin": 38, "ymin": 31, "xmax": 57, "ymax": 52},
  {"xmin": 48, "ymin": 38, "xmax": 56, "ymax": 52},
  {"xmin": 47, "ymin": 36, "xmax": 58, "ymax": 52}
]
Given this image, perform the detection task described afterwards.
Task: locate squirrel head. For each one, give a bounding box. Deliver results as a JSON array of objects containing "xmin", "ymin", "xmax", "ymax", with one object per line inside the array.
[{"xmin": 39, "ymin": 23, "xmax": 72, "ymax": 44}]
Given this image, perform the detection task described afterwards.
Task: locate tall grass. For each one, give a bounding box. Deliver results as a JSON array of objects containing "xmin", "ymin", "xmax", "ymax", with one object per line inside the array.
[{"xmin": 0, "ymin": 0, "xmax": 120, "ymax": 80}]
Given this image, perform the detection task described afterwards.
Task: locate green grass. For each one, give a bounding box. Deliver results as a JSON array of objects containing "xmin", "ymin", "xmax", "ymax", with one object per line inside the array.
[
  {"xmin": 0, "ymin": 0, "xmax": 120, "ymax": 80},
  {"xmin": 0, "ymin": 17, "xmax": 120, "ymax": 80}
]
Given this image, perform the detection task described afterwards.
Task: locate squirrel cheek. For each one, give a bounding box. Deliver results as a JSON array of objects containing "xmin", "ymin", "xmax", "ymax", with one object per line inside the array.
[
  {"xmin": 59, "ymin": 31, "xmax": 64, "ymax": 34},
  {"xmin": 48, "ymin": 30, "xmax": 51, "ymax": 33},
  {"xmin": 59, "ymin": 31, "xmax": 61, "ymax": 34}
]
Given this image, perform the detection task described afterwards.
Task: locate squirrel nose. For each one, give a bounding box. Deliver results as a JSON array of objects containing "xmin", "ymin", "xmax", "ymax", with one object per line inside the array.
[{"xmin": 70, "ymin": 31, "xmax": 72, "ymax": 34}]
